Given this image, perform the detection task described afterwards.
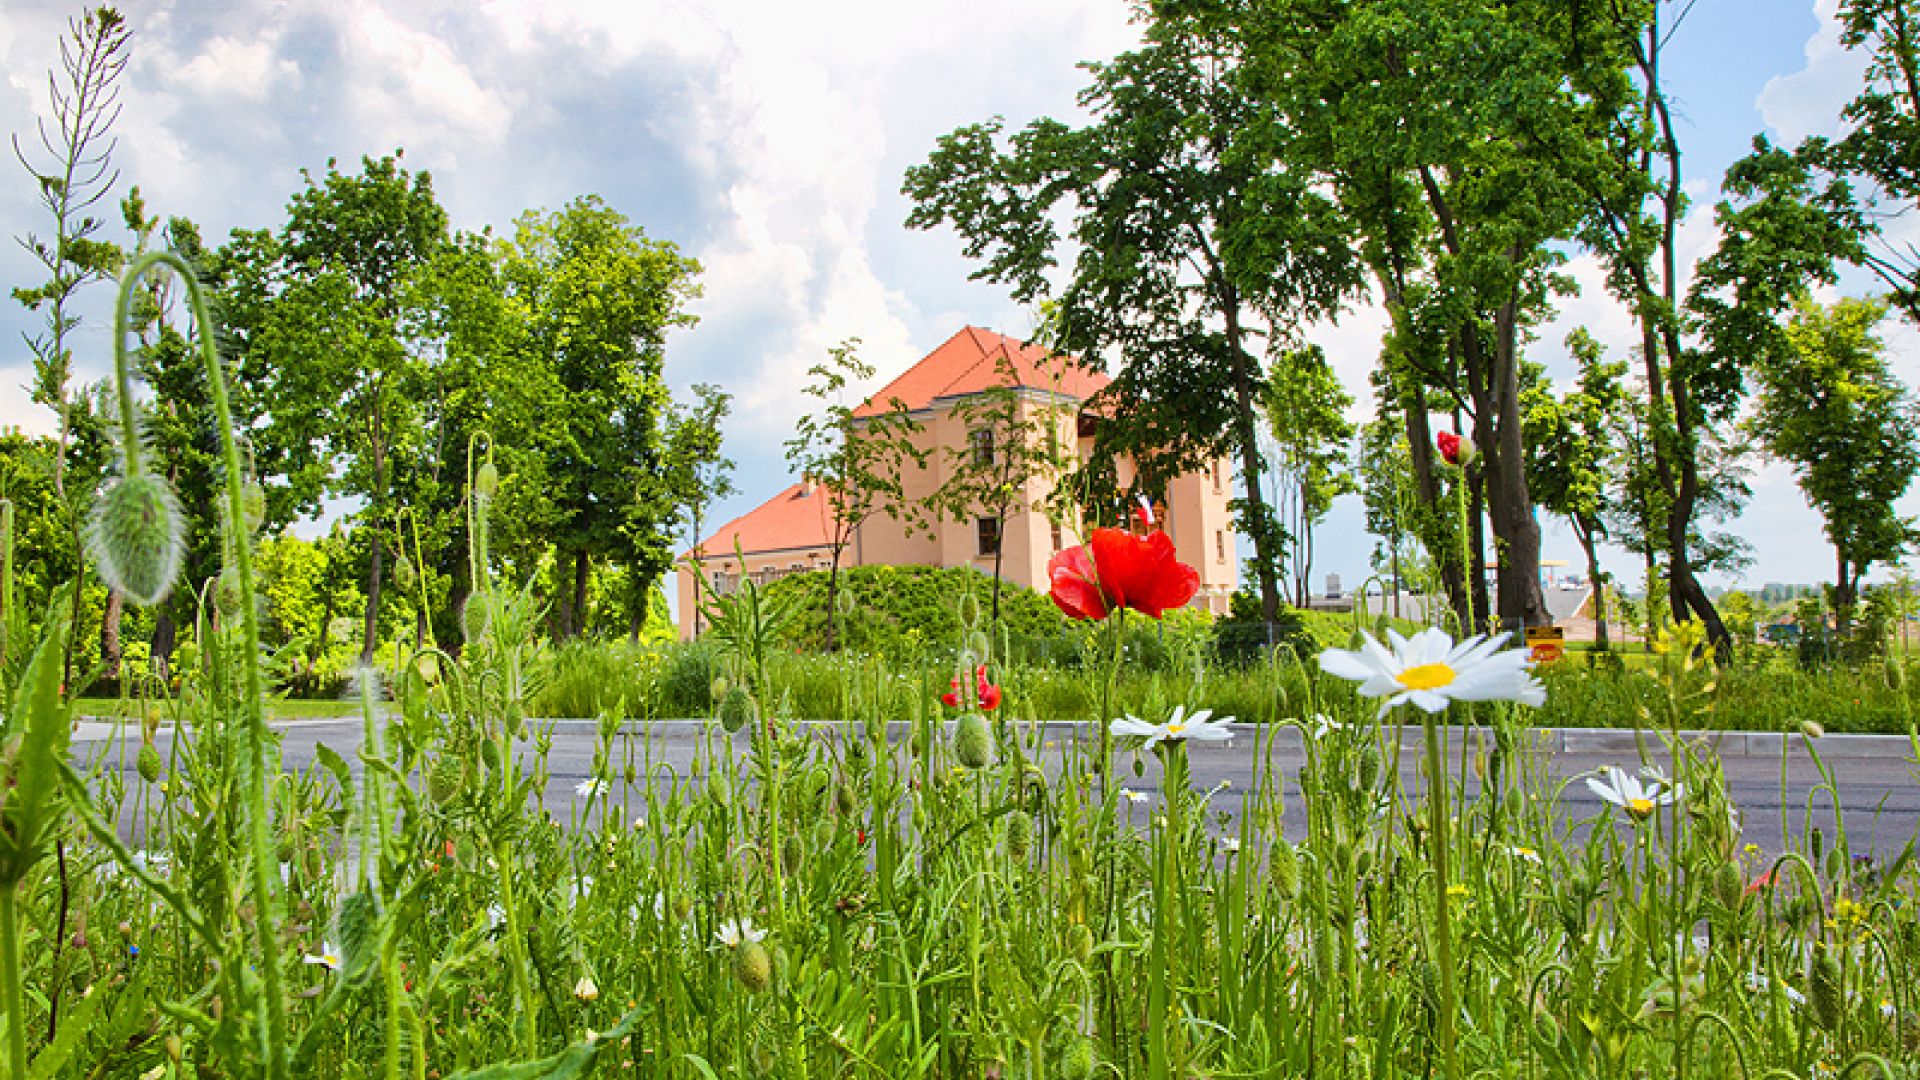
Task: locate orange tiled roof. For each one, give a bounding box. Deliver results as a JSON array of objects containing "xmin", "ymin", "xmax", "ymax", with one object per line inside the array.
[
  {"xmin": 852, "ymin": 326, "xmax": 1109, "ymax": 418},
  {"xmin": 686, "ymin": 482, "xmax": 837, "ymax": 560}
]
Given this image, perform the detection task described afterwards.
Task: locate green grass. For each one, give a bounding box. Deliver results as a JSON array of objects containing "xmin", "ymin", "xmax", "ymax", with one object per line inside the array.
[{"xmin": 71, "ymin": 696, "xmax": 358, "ymax": 720}]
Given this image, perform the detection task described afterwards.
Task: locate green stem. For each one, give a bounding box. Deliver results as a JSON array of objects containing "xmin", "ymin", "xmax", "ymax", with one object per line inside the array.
[
  {"xmin": 0, "ymin": 883, "xmax": 25, "ymax": 1079},
  {"xmin": 1424, "ymin": 712, "xmax": 1460, "ymax": 1080},
  {"xmin": 121, "ymin": 251, "xmax": 290, "ymax": 1079}
]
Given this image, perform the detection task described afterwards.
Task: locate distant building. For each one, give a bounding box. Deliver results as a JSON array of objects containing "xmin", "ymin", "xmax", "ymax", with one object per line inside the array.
[{"xmin": 675, "ymin": 327, "xmax": 1238, "ymax": 638}]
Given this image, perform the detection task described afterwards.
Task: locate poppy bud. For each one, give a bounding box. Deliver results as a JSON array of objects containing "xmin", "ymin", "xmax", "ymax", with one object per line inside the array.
[
  {"xmin": 475, "ymin": 461, "xmax": 500, "ymax": 500},
  {"xmin": 215, "ymin": 565, "xmax": 244, "ymax": 618},
  {"xmin": 1357, "ymin": 742, "xmax": 1381, "ymax": 790},
  {"xmin": 733, "ymin": 940, "xmax": 772, "ymax": 992},
  {"xmin": 394, "ymin": 556, "xmax": 416, "ymax": 591},
  {"xmin": 1005, "ymin": 809, "xmax": 1034, "ymax": 863},
  {"xmin": 1809, "ymin": 947, "xmax": 1844, "ymax": 1031},
  {"xmin": 1059, "ymin": 1036, "xmax": 1096, "ymax": 1080},
  {"xmin": 718, "ymin": 686, "xmax": 758, "ymax": 734},
  {"xmin": 1713, "ymin": 860, "xmax": 1744, "ymax": 914},
  {"xmin": 461, "ymin": 591, "xmax": 491, "ymax": 643},
  {"xmin": 954, "ymin": 712, "xmax": 993, "ymax": 769},
  {"xmin": 956, "ymin": 592, "xmax": 982, "ymax": 629},
  {"xmin": 240, "ymin": 480, "xmax": 267, "ymax": 533},
  {"xmin": 1811, "ymin": 827, "xmax": 1825, "ymax": 867},
  {"xmin": 835, "ymin": 783, "xmax": 857, "ymax": 816},
  {"xmin": 87, "ymin": 473, "xmax": 185, "ymax": 606},
  {"xmin": 1271, "ymin": 839, "xmax": 1301, "ymax": 900},
  {"xmin": 966, "ymin": 630, "xmax": 992, "ymax": 664},
  {"xmin": 137, "ymin": 741, "xmax": 163, "ymax": 785},
  {"xmin": 781, "ymin": 833, "xmax": 803, "ymax": 875}
]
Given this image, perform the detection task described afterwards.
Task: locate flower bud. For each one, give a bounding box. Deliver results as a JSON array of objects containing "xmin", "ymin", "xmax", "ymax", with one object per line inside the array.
[
  {"xmin": 1714, "ymin": 860, "xmax": 1744, "ymax": 914},
  {"xmin": 718, "ymin": 686, "xmax": 758, "ymax": 735},
  {"xmin": 137, "ymin": 741, "xmax": 163, "ymax": 785},
  {"xmin": 1357, "ymin": 742, "xmax": 1381, "ymax": 790},
  {"xmin": 1004, "ymin": 809, "xmax": 1034, "ymax": 863},
  {"xmin": 1809, "ymin": 947, "xmax": 1844, "ymax": 1031},
  {"xmin": 1800, "ymin": 720, "xmax": 1825, "ymax": 740},
  {"xmin": 394, "ymin": 556, "xmax": 416, "ymax": 591},
  {"xmin": 239, "ymin": 480, "xmax": 267, "ymax": 534},
  {"xmin": 781, "ymin": 833, "xmax": 803, "ymax": 875},
  {"xmin": 461, "ymin": 591, "xmax": 491, "ymax": 643},
  {"xmin": 954, "ymin": 712, "xmax": 993, "ymax": 769},
  {"xmin": 573, "ymin": 975, "xmax": 599, "ymax": 1002},
  {"xmin": 1811, "ymin": 827, "xmax": 1825, "ymax": 867},
  {"xmin": 475, "ymin": 461, "xmax": 500, "ymax": 500},
  {"xmin": 87, "ymin": 473, "xmax": 185, "ymax": 606},
  {"xmin": 215, "ymin": 565, "xmax": 244, "ymax": 618},
  {"xmin": 1058, "ymin": 1036, "xmax": 1096, "ymax": 1080},
  {"xmin": 835, "ymin": 783, "xmax": 857, "ymax": 816},
  {"xmin": 733, "ymin": 940, "xmax": 772, "ymax": 992},
  {"xmin": 1271, "ymin": 839, "xmax": 1301, "ymax": 900},
  {"xmin": 966, "ymin": 629, "xmax": 992, "ymax": 665},
  {"xmin": 956, "ymin": 592, "xmax": 982, "ymax": 629}
]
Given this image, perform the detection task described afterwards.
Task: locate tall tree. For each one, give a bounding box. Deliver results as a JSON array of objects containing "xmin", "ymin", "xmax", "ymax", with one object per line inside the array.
[
  {"xmin": 497, "ymin": 195, "xmax": 702, "ymax": 638},
  {"xmin": 225, "ymin": 153, "xmax": 452, "ymax": 660},
  {"xmin": 1261, "ymin": 345, "xmax": 1354, "ymax": 607},
  {"xmin": 664, "ymin": 384, "xmax": 736, "ymax": 638},
  {"xmin": 1750, "ymin": 296, "xmax": 1919, "ymax": 634},
  {"xmin": 784, "ymin": 340, "xmax": 927, "ymax": 652},
  {"xmin": 1522, "ymin": 330, "xmax": 1626, "ymax": 649},
  {"xmin": 905, "ymin": 16, "xmax": 1360, "ymax": 630}
]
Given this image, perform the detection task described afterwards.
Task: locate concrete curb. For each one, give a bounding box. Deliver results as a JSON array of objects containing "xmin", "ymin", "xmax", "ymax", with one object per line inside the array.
[{"xmin": 72, "ymin": 716, "xmax": 1917, "ymax": 759}]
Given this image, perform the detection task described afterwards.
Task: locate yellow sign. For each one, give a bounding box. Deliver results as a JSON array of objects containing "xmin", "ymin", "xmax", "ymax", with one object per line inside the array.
[{"xmin": 1525, "ymin": 625, "xmax": 1565, "ymax": 664}]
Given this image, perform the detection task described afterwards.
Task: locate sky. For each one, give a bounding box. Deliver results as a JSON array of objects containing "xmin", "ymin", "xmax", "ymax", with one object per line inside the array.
[{"xmin": 0, "ymin": 0, "xmax": 1914, "ymax": 603}]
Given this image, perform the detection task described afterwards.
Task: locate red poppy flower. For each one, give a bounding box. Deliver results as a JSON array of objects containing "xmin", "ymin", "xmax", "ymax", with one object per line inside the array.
[
  {"xmin": 942, "ymin": 664, "xmax": 1001, "ymax": 710},
  {"xmin": 1436, "ymin": 431, "xmax": 1475, "ymax": 466},
  {"xmin": 1047, "ymin": 527, "xmax": 1200, "ymax": 620}
]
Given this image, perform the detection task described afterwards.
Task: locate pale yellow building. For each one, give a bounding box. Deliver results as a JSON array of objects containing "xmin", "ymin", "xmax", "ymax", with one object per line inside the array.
[{"xmin": 676, "ymin": 327, "xmax": 1237, "ymax": 638}]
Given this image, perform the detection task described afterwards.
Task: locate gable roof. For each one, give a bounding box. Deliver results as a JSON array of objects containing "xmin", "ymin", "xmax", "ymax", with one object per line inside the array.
[
  {"xmin": 852, "ymin": 326, "xmax": 1109, "ymax": 418},
  {"xmin": 686, "ymin": 482, "xmax": 836, "ymax": 561}
]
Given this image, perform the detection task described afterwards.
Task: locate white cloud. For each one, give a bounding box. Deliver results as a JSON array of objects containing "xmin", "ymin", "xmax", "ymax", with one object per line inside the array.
[{"xmin": 1757, "ymin": 0, "xmax": 1865, "ymax": 145}]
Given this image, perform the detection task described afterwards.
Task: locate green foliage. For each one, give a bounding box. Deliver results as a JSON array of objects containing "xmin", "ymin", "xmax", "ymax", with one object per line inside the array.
[{"xmin": 761, "ymin": 564, "xmax": 1066, "ymax": 659}]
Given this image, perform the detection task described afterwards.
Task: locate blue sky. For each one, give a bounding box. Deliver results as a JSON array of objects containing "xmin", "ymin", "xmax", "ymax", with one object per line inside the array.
[{"xmin": 1, "ymin": 0, "xmax": 1912, "ymax": 602}]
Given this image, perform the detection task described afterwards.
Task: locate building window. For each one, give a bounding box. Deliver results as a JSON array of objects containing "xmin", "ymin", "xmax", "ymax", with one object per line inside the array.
[
  {"xmin": 976, "ymin": 516, "xmax": 1001, "ymax": 557},
  {"xmin": 1051, "ymin": 522, "xmax": 1064, "ymax": 552},
  {"xmin": 1212, "ymin": 461, "xmax": 1224, "ymax": 492},
  {"xmin": 970, "ymin": 427, "xmax": 996, "ymax": 466},
  {"xmin": 1215, "ymin": 530, "xmax": 1226, "ymax": 563}
]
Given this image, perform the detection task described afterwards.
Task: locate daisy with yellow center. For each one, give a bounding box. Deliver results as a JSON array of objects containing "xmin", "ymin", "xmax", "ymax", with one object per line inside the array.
[
  {"xmin": 1586, "ymin": 766, "xmax": 1684, "ymax": 821},
  {"xmin": 1317, "ymin": 627, "xmax": 1545, "ymax": 717},
  {"xmin": 302, "ymin": 942, "xmax": 342, "ymax": 972},
  {"xmin": 1110, "ymin": 705, "xmax": 1237, "ymax": 750}
]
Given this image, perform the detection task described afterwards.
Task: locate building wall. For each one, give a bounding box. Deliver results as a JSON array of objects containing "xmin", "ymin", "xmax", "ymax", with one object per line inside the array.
[
  {"xmin": 676, "ymin": 393, "xmax": 1237, "ymax": 638},
  {"xmin": 676, "ymin": 542, "xmax": 835, "ymax": 639}
]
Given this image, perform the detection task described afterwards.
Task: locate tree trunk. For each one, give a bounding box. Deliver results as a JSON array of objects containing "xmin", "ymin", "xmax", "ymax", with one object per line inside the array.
[
  {"xmin": 362, "ymin": 529, "xmax": 383, "ymax": 664},
  {"xmin": 1404, "ymin": 397, "xmax": 1470, "ymax": 632},
  {"xmin": 1223, "ymin": 299, "xmax": 1283, "ymax": 634},
  {"xmin": 824, "ymin": 548, "xmax": 844, "ymax": 652},
  {"xmin": 990, "ymin": 507, "xmax": 1006, "ymax": 628},
  {"xmin": 152, "ymin": 612, "xmax": 176, "ymax": 685},
  {"xmin": 1576, "ymin": 520, "xmax": 1609, "ymax": 651},
  {"xmin": 100, "ymin": 590, "xmax": 123, "ymax": 686},
  {"xmin": 1468, "ymin": 471, "xmax": 1491, "ymax": 632},
  {"xmin": 569, "ymin": 548, "xmax": 591, "ymax": 640}
]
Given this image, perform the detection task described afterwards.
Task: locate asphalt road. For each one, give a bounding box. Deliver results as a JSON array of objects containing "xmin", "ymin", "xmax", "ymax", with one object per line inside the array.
[{"xmin": 71, "ymin": 719, "xmax": 1920, "ymax": 856}]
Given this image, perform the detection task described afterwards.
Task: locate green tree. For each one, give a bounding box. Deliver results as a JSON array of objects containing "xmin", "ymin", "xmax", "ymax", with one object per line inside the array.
[
  {"xmin": 904, "ymin": 16, "xmax": 1359, "ymax": 629},
  {"xmin": 784, "ymin": 340, "xmax": 928, "ymax": 652},
  {"xmin": 1522, "ymin": 330, "xmax": 1625, "ymax": 648},
  {"xmin": 1356, "ymin": 413, "xmax": 1421, "ymax": 620},
  {"xmin": 498, "ymin": 196, "xmax": 701, "ymax": 639},
  {"xmin": 1262, "ymin": 345, "xmax": 1354, "ymax": 607},
  {"xmin": 1750, "ymin": 296, "xmax": 1919, "ymax": 635},
  {"xmin": 664, "ymin": 384, "xmax": 735, "ymax": 638}
]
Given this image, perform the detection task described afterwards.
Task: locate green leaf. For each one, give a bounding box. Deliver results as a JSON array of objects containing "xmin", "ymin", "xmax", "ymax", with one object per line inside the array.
[
  {"xmin": 445, "ymin": 1001, "xmax": 646, "ymax": 1080},
  {"xmin": 0, "ymin": 585, "xmax": 74, "ymax": 884},
  {"xmin": 26, "ymin": 976, "xmax": 104, "ymax": 1080},
  {"xmin": 313, "ymin": 742, "xmax": 353, "ymax": 795}
]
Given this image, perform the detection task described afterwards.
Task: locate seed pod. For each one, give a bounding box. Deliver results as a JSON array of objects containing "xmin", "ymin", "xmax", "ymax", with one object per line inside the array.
[
  {"xmin": 733, "ymin": 940, "xmax": 772, "ymax": 992},
  {"xmin": 87, "ymin": 473, "xmax": 185, "ymax": 606},
  {"xmin": 137, "ymin": 741, "xmax": 163, "ymax": 785},
  {"xmin": 1826, "ymin": 845, "xmax": 1844, "ymax": 883},
  {"xmin": 461, "ymin": 591, "xmax": 491, "ymax": 643},
  {"xmin": 718, "ymin": 686, "xmax": 758, "ymax": 735},
  {"xmin": 1713, "ymin": 860, "xmax": 1744, "ymax": 914},
  {"xmin": 956, "ymin": 591, "xmax": 982, "ymax": 629},
  {"xmin": 475, "ymin": 461, "xmax": 500, "ymax": 500},
  {"xmin": 1271, "ymin": 839, "xmax": 1301, "ymax": 900},
  {"xmin": 1005, "ymin": 809, "xmax": 1034, "ymax": 863},
  {"xmin": 1058, "ymin": 1036, "xmax": 1096, "ymax": 1080},
  {"xmin": 954, "ymin": 712, "xmax": 993, "ymax": 769},
  {"xmin": 393, "ymin": 556, "xmax": 416, "ymax": 591},
  {"xmin": 781, "ymin": 833, "xmax": 803, "ymax": 875},
  {"xmin": 835, "ymin": 783, "xmax": 857, "ymax": 816},
  {"xmin": 215, "ymin": 565, "xmax": 244, "ymax": 617},
  {"xmin": 479, "ymin": 738, "xmax": 501, "ymax": 772},
  {"xmin": 1811, "ymin": 827, "xmax": 1825, "ymax": 867},
  {"xmin": 1809, "ymin": 947, "xmax": 1844, "ymax": 1031}
]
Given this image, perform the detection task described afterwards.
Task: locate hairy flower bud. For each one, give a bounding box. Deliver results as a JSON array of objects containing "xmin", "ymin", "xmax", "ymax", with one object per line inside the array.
[
  {"xmin": 136, "ymin": 741, "xmax": 163, "ymax": 785},
  {"xmin": 1357, "ymin": 741, "xmax": 1381, "ymax": 791},
  {"xmin": 461, "ymin": 590, "xmax": 492, "ymax": 643},
  {"xmin": 1271, "ymin": 839, "xmax": 1301, "ymax": 900},
  {"xmin": 1005, "ymin": 808, "xmax": 1034, "ymax": 863},
  {"xmin": 956, "ymin": 591, "xmax": 982, "ymax": 629},
  {"xmin": 1714, "ymin": 860, "xmax": 1744, "ymax": 914},
  {"xmin": 966, "ymin": 629, "xmax": 992, "ymax": 665},
  {"xmin": 239, "ymin": 480, "xmax": 267, "ymax": 534},
  {"xmin": 718, "ymin": 685, "xmax": 759, "ymax": 734},
  {"xmin": 215, "ymin": 565, "xmax": 244, "ymax": 618},
  {"xmin": 87, "ymin": 472, "xmax": 185, "ymax": 606},
  {"xmin": 474, "ymin": 461, "xmax": 500, "ymax": 500},
  {"xmin": 1809, "ymin": 947, "xmax": 1844, "ymax": 1031},
  {"xmin": 954, "ymin": 711, "xmax": 993, "ymax": 769},
  {"xmin": 733, "ymin": 940, "xmax": 772, "ymax": 992},
  {"xmin": 781, "ymin": 833, "xmax": 803, "ymax": 875}
]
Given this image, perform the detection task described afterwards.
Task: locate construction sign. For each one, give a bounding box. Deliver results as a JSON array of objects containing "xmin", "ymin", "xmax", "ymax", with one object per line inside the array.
[{"xmin": 1525, "ymin": 625, "xmax": 1565, "ymax": 664}]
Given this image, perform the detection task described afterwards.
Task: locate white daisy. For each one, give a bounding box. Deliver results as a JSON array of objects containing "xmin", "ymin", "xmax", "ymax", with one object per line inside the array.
[
  {"xmin": 303, "ymin": 942, "xmax": 342, "ymax": 971},
  {"xmin": 1745, "ymin": 971, "xmax": 1808, "ymax": 1005},
  {"xmin": 1304, "ymin": 713, "xmax": 1344, "ymax": 741},
  {"xmin": 573, "ymin": 975, "xmax": 599, "ymax": 1001},
  {"xmin": 575, "ymin": 777, "xmax": 608, "ymax": 799},
  {"xmin": 1587, "ymin": 766, "xmax": 1685, "ymax": 820},
  {"xmin": 1109, "ymin": 705, "xmax": 1237, "ymax": 750},
  {"xmin": 1120, "ymin": 788, "xmax": 1150, "ymax": 806},
  {"xmin": 1220, "ymin": 836, "xmax": 1242, "ymax": 855},
  {"xmin": 1317, "ymin": 628, "xmax": 1546, "ymax": 717},
  {"xmin": 1505, "ymin": 844, "xmax": 1543, "ymax": 866},
  {"xmin": 716, "ymin": 917, "xmax": 766, "ymax": 948}
]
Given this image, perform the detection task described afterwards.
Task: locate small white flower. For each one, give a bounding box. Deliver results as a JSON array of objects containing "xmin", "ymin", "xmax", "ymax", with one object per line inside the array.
[
  {"xmin": 1745, "ymin": 971, "xmax": 1808, "ymax": 1005},
  {"xmin": 573, "ymin": 975, "xmax": 599, "ymax": 1002},
  {"xmin": 575, "ymin": 777, "xmax": 608, "ymax": 799},
  {"xmin": 1120, "ymin": 788, "xmax": 1150, "ymax": 806},
  {"xmin": 1304, "ymin": 713, "xmax": 1344, "ymax": 741},
  {"xmin": 716, "ymin": 917, "xmax": 766, "ymax": 948},
  {"xmin": 1109, "ymin": 705, "xmax": 1236, "ymax": 750},
  {"xmin": 1587, "ymin": 766, "xmax": 1685, "ymax": 820},
  {"xmin": 1506, "ymin": 844, "xmax": 1543, "ymax": 866},
  {"xmin": 1318, "ymin": 628, "xmax": 1545, "ymax": 717},
  {"xmin": 303, "ymin": 943, "xmax": 342, "ymax": 971},
  {"xmin": 1220, "ymin": 836, "xmax": 1242, "ymax": 854}
]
